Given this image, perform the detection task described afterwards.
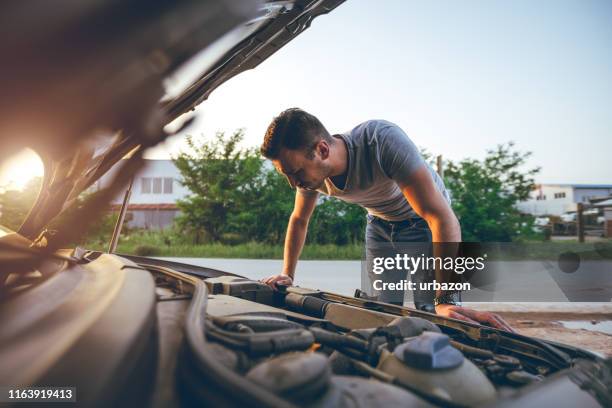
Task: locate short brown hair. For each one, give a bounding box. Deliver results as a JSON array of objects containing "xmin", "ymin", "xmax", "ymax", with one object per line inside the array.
[{"xmin": 261, "ymin": 108, "xmax": 331, "ymax": 159}]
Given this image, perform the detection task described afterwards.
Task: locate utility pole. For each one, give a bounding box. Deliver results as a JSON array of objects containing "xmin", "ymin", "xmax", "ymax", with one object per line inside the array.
[
  {"xmin": 576, "ymin": 202, "xmax": 585, "ymax": 243},
  {"xmin": 436, "ymin": 155, "xmax": 444, "ymax": 179}
]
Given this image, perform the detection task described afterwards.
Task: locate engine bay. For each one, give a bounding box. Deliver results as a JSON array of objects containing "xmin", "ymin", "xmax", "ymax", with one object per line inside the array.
[
  {"xmin": 149, "ymin": 268, "xmax": 608, "ymax": 408},
  {"xmin": 1, "ymin": 252, "xmax": 608, "ymax": 408}
]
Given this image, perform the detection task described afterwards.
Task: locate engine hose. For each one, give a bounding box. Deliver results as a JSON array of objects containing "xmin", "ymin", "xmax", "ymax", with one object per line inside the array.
[
  {"xmin": 205, "ymin": 329, "xmax": 249, "ymax": 350},
  {"xmin": 207, "ymin": 322, "xmax": 306, "ymax": 342},
  {"xmin": 206, "ymin": 321, "xmax": 314, "ymax": 356},
  {"xmin": 234, "ymin": 324, "xmax": 254, "ymax": 334},
  {"xmin": 450, "ymin": 340, "xmax": 521, "ymax": 369},
  {"xmin": 222, "ymin": 318, "xmax": 304, "ymax": 332},
  {"xmin": 309, "ymin": 327, "xmax": 387, "ymax": 366},
  {"xmin": 332, "ymin": 346, "xmax": 368, "ymax": 362},
  {"xmin": 450, "ymin": 340, "xmax": 494, "ymax": 359},
  {"xmin": 309, "ymin": 327, "xmax": 369, "ymax": 352},
  {"xmin": 284, "ymin": 293, "xmax": 329, "ymax": 317},
  {"xmin": 248, "ymin": 330, "xmax": 314, "ymax": 356}
]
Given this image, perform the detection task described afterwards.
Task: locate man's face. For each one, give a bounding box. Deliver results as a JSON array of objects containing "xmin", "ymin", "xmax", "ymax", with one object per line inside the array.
[{"xmin": 272, "ymin": 142, "xmax": 331, "ymax": 191}]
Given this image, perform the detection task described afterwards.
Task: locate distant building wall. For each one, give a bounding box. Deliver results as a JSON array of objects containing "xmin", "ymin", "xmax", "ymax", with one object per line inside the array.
[
  {"xmin": 99, "ymin": 160, "xmax": 190, "ymax": 229},
  {"xmin": 110, "ymin": 204, "xmax": 180, "ymax": 230},
  {"xmin": 517, "ymin": 185, "xmax": 574, "ymax": 215},
  {"xmin": 96, "ymin": 160, "xmax": 190, "ymax": 205},
  {"xmin": 518, "ymin": 184, "xmax": 612, "ymax": 216},
  {"xmin": 127, "ymin": 209, "xmax": 178, "ymax": 230}
]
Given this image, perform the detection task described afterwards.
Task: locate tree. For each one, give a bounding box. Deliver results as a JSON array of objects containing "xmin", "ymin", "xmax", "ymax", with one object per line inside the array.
[
  {"xmin": 308, "ymin": 197, "xmax": 366, "ymax": 245},
  {"xmin": 172, "ymin": 129, "xmax": 368, "ymax": 246},
  {"xmin": 0, "ymin": 177, "xmax": 42, "ymax": 231},
  {"xmin": 245, "ymin": 168, "xmax": 294, "ymax": 244},
  {"xmin": 444, "ymin": 142, "xmax": 540, "ymax": 241},
  {"xmin": 173, "ymin": 130, "xmax": 263, "ymax": 243}
]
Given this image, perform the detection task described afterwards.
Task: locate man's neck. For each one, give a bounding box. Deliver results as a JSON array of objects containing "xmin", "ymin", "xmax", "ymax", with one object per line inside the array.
[{"xmin": 329, "ymin": 135, "xmax": 349, "ymax": 177}]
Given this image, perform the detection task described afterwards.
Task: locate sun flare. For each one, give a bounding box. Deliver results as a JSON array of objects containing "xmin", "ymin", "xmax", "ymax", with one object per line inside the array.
[{"xmin": 0, "ymin": 148, "xmax": 44, "ymax": 191}]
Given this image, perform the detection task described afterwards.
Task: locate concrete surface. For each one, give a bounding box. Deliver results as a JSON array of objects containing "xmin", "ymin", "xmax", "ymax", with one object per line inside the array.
[{"xmin": 467, "ymin": 302, "xmax": 612, "ymax": 357}]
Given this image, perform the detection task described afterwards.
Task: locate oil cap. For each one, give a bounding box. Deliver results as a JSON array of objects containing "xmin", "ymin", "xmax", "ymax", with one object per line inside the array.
[{"xmin": 394, "ymin": 332, "xmax": 464, "ymax": 370}]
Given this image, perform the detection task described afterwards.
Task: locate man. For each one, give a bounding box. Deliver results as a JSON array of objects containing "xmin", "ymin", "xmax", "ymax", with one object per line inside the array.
[{"xmin": 260, "ymin": 108, "xmax": 513, "ymax": 331}]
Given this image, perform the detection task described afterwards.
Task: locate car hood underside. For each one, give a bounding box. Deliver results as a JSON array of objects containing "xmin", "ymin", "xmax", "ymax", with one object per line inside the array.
[{"xmin": 0, "ymin": 0, "xmax": 345, "ymax": 253}]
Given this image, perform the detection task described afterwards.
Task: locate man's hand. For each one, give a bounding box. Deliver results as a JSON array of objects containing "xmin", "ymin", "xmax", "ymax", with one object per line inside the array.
[
  {"xmin": 261, "ymin": 274, "xmax": 293, "ymax": 290},
  {"xmin": 435, "ymin": 304, "xmax": 516, "ymax": 333}
]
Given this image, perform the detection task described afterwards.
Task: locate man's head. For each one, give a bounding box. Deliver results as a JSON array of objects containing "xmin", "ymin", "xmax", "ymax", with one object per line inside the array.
[{"xmin": 261, "ymin": 108, "xmax": 335, "ymax": 190}]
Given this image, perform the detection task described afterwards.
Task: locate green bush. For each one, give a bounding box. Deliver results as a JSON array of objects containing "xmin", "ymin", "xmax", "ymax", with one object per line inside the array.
[
  {"xmin": 220, "ymin": 232, "xmax": 247, "ymax": 245},
  {"xmin": 134, "ymin": 244, "xmax": 161, "ymax": 256},
  {"xmin": 444, "ymin": 142, "xmax": 540, "ymax": 241}
]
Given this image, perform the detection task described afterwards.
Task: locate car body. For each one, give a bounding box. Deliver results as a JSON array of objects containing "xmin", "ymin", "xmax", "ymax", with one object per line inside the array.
[
  {"xmin": 0, "ymin": 1, "xmax": 610, "ymax": 407},
  {"xmin": 534, "ymin": 217, "xmax": 550, "ymax": 227},
  {"xmin": 560, "ymin": 213, "xmax": 577, "ymax": 223}
]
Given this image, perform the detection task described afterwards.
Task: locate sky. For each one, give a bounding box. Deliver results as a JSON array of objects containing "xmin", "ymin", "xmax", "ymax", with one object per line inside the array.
[{"xmin": 2, "ymin": 0, "xmax": 611, "ymax": 188}]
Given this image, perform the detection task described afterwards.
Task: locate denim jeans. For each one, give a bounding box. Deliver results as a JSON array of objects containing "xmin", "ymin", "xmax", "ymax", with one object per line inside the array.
[{"xmin": 363, "ymin": 213, "xmax": 435, "ymax": 309}]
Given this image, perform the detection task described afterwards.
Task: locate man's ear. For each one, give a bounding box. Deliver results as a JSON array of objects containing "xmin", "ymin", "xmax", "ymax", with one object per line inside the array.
[{"xmin": 317, "ymin": 139, "xmax": 330, "ymax": 160}]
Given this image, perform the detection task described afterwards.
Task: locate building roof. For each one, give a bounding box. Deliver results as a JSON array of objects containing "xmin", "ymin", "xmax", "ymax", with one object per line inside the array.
[
  {"xmin": 592, "ymin": 198, "xmax": 612, "ymax": 207},
  {"xmin": 536, "ymin": 183, "xmax": 612, "ymax": 189}
]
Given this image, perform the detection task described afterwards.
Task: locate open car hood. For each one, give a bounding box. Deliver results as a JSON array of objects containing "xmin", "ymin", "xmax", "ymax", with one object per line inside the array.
[{"xmin": 0, "ymin": 0, "xmax": 345, "ymax": 248}]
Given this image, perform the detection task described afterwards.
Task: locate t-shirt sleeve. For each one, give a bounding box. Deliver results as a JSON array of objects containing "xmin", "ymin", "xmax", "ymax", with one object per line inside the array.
[{"xmin": 377, "ymin": 122, "xmax": 425, "ymax": 183}]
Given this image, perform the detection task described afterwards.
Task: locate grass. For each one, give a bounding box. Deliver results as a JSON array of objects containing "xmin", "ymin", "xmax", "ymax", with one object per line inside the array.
[
  {"xmin": 81, "ymin": 230, "xmax": 611, "ymax": 260},
  {"xmin": 83, "ymin": 231, "xmax": 364, "ymax": 259}
]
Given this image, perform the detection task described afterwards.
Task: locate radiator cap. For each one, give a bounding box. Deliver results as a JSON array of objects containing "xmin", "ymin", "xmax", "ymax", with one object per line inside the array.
[{"xmin": 394, "ymin": 332, "xmax": 464, "ymax": 370}]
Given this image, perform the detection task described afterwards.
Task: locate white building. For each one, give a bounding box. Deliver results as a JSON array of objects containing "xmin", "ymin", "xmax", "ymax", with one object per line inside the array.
[
  {"xmin": 518, "ymin": 184, "xmax": 612, "ymax": 216},
  {"xmin": 95, "ymin": 159, "xmax": 190, "ymax": 229}
]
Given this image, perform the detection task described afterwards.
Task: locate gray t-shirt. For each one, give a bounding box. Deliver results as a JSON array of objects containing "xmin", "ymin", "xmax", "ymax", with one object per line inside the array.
[{"xmin": 301, "ymin": 120, "xmax": 450, "ymax": 222}]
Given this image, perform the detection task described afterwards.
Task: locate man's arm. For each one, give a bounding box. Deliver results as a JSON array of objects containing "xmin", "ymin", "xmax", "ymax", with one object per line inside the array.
[
  {"xmin": 400, "ymin": 165, "xmax": 515, "ymax": 332},
  {"xmin": 400, "ymin": 166, "xmax": 460, "ymax": 243},
  {"xmin": 262, "ymin": 189, "xmax": 319, "ymax": 288}
]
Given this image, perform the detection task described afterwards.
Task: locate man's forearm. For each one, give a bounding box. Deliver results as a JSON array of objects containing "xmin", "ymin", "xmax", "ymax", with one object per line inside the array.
[
  {"xmin": 426, "ymin": 214, "xmax": 462, "ymax": 297},
  {"xmin": 282, "ymin": 215, "xmax": 309, "ymax": 279},
  {"xmin": 427, "ymin": 213, "xmax": 461, "ymax": 243}
]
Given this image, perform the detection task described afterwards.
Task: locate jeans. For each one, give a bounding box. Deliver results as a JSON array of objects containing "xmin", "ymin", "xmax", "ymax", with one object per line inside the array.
[{"xmin": 363, "ymin": 213, "xmax": 435, "ymax": 310}]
